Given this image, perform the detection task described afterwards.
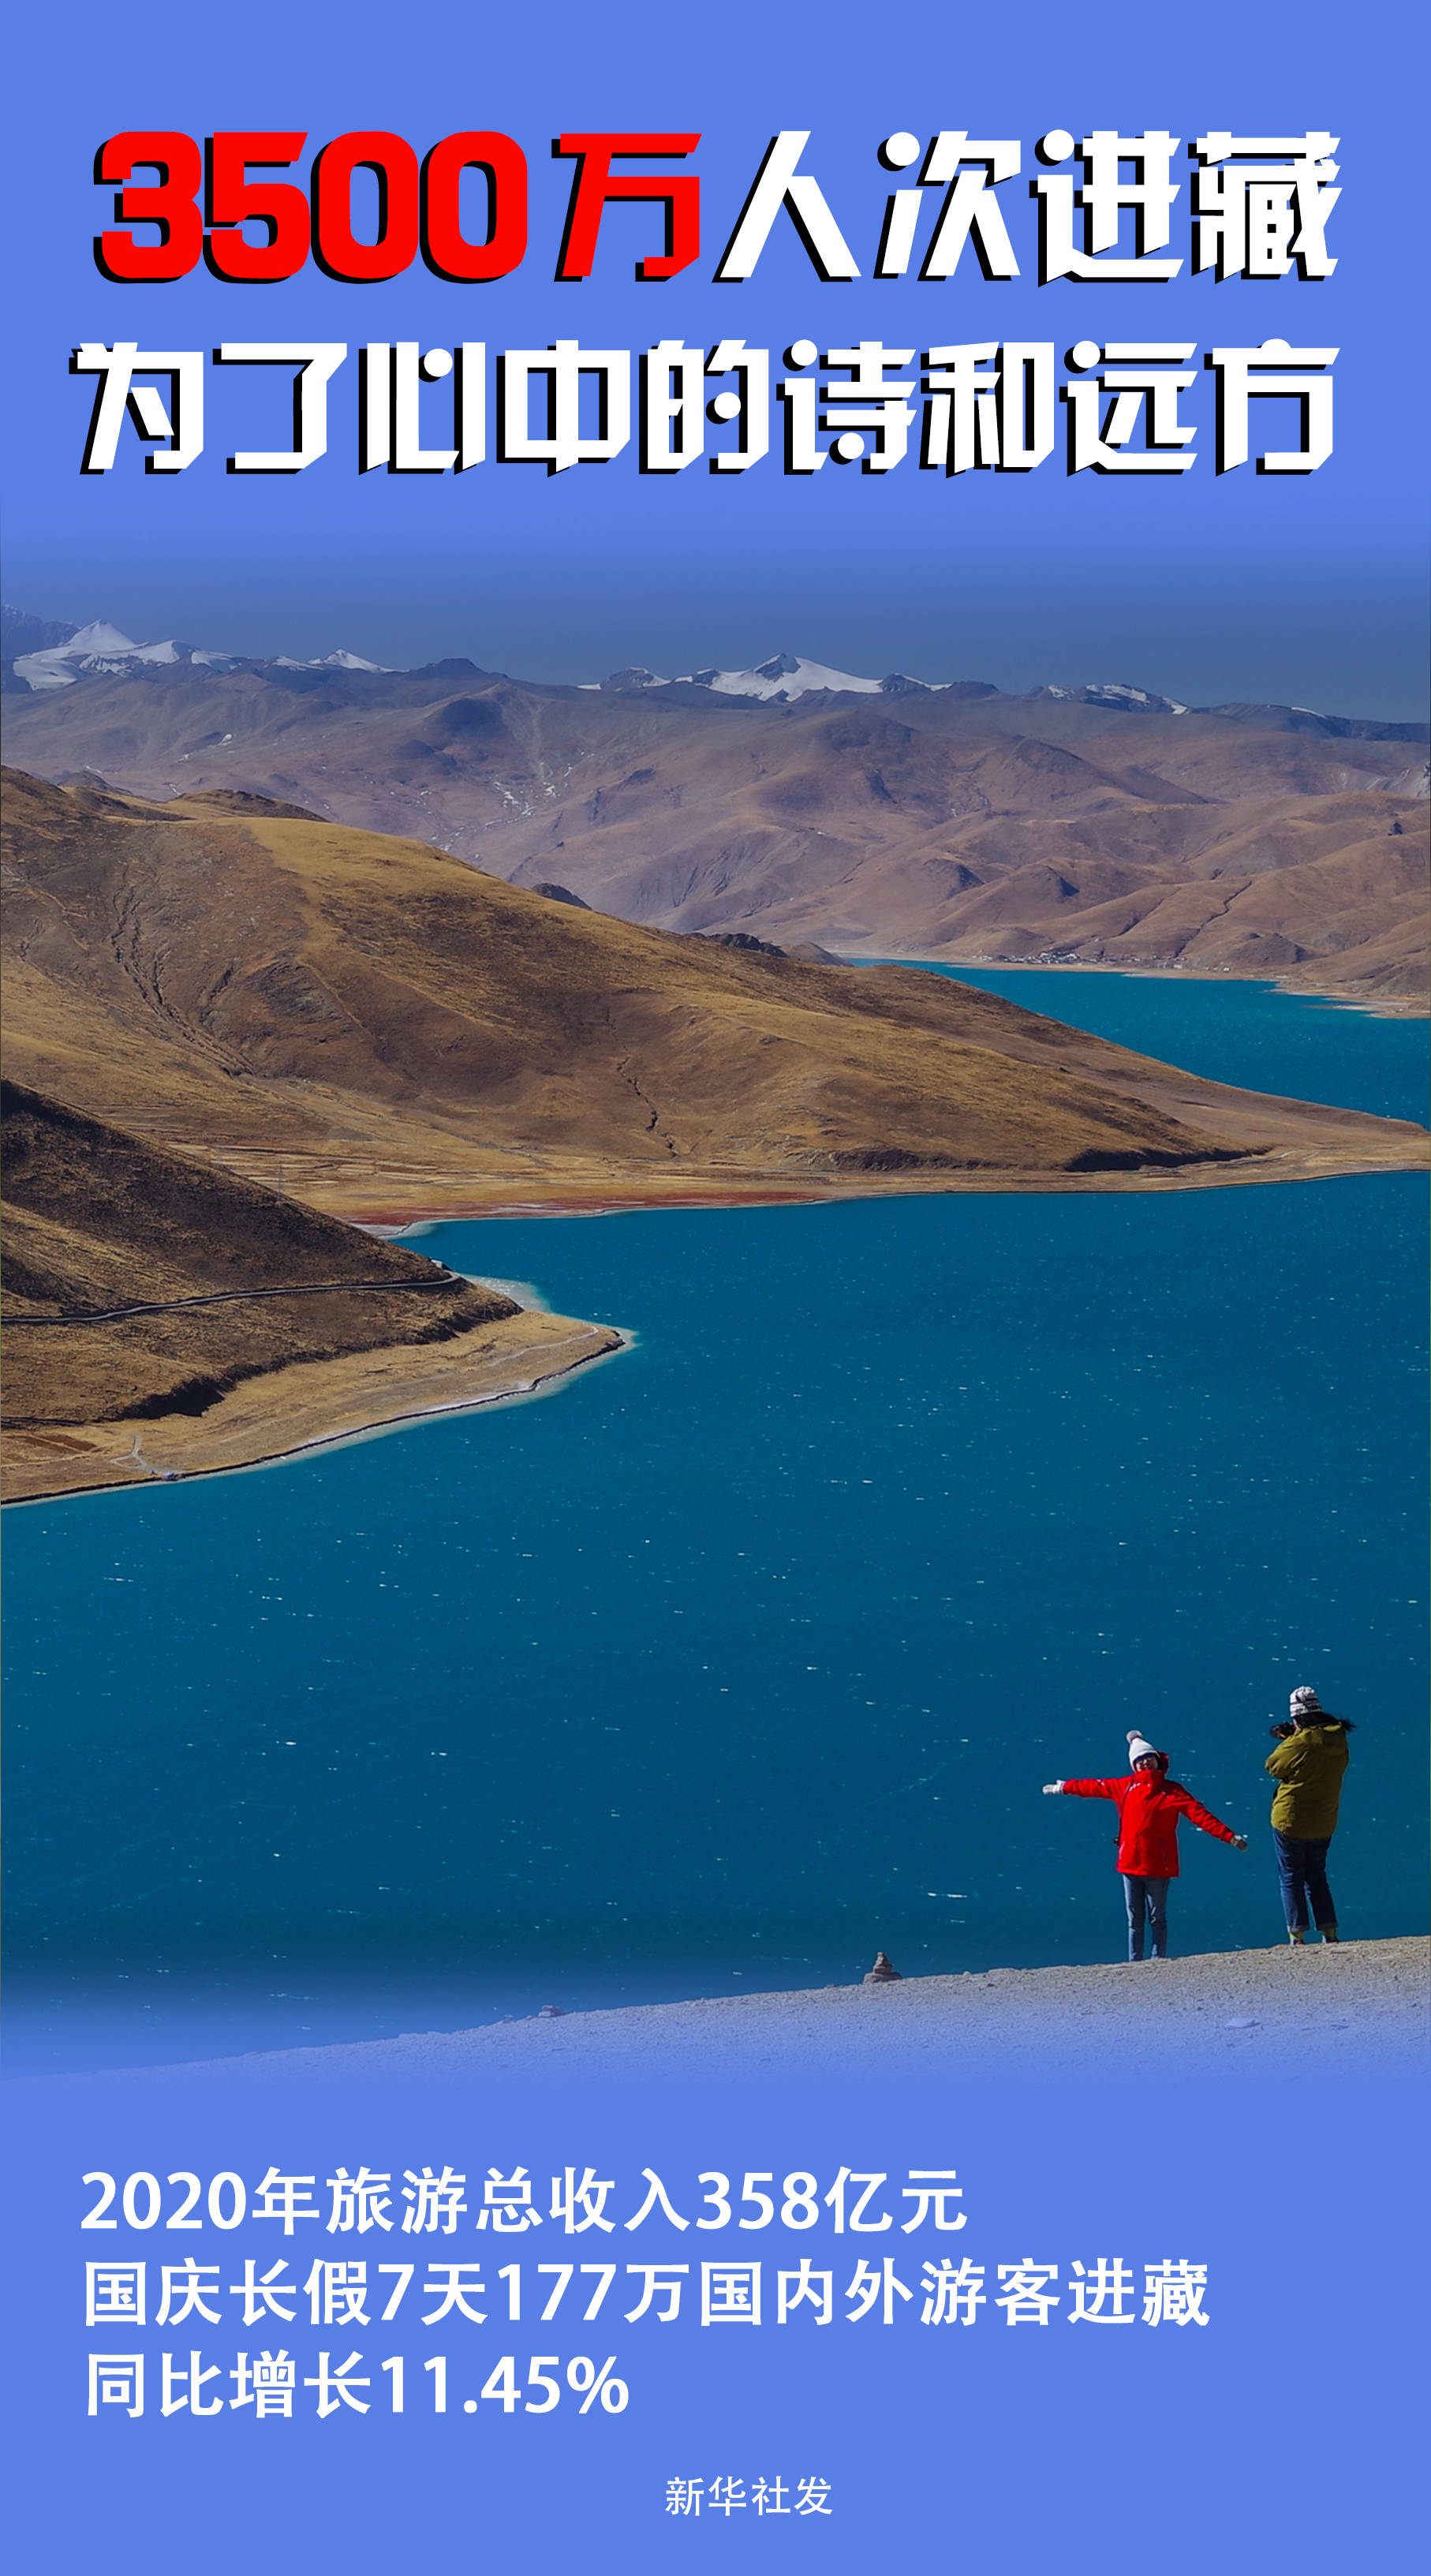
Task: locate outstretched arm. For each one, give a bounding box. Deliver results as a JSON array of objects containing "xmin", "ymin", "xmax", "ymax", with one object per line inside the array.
[
  {"xmin": 1056, "ymin": 1778, "xmax": 1122, "ymax": 1802},
  {"xmin": 1171, "ymin": 1785, "xmax": 1246, "ymax": 1849}
]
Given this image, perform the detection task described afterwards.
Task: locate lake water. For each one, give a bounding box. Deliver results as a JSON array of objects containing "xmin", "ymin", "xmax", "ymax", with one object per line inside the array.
[{"xmin": 4, "ymin": 975, "xmax": 1426, "ymax": 2073}]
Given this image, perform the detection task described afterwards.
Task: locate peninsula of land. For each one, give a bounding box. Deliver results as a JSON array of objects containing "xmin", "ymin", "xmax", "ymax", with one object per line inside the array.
[
  {"xmin": 4, "ymin": 772, "xmax": 1425, "ymax": 1224},
  {"xmin": 1, "ymin": 1082, "xmax": 621, "ymax": 1504}
]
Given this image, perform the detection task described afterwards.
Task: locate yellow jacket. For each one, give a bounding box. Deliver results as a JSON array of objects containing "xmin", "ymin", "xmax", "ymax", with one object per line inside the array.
[{"xmin": 1265, "ymin": 1723, "xmax": 1350, "ymax": 1838}]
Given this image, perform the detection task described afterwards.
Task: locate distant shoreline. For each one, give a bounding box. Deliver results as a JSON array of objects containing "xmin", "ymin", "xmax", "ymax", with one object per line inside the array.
[
  {"xmin": 837, "ymin": 956, "xmax": 1429, "ymax": 1023},
  {"xmin": 341, "ymin": 1144, "xmax": 1427, "ymax": 1227}
]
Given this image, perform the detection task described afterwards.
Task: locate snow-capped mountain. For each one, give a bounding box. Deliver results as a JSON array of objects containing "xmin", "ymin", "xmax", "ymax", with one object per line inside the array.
[
  {"xmin": 2, "ymin": 621, "xmax": 1135, "ymax": 707},
  {"xmin": 5, "ymin": 613, "xmax": 387, "ymax": 692},
  {"xmin": 273, "ymin": 649, "xmax": 390, "ymax": 673},
  {"xmin": 1030, "ymin": 679, "xmax": 1190, "ymax": 717},
  {"xmin": 598, "ymin": 653, "xmax": 1197, "ymax": 711},
  {"xmin": 2, "ymin": 612, "xmax": 1415, "ymax": 744},
  {"xmin": 685, "ymin": 650, "xmax": 892, "ymax": 701},
  {"xmin": 598, "ymin": 650, "xmax": 937, "ymax": 702},
  {"xmin": 9, "ymin": 621, "xmax": 242, "ymax": 691}
]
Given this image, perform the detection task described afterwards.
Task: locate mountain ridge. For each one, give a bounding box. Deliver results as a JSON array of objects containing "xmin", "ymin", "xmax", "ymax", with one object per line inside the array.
[
  {"xmin": 5, "ymin": 610, "xmax": 1425, "ymax": 1008},
  {"xmin": 2, "ymin": 770, "xmax": 1422, "ymax": 1228},
  {"xmin": 5, "ymin": 605, "xmax": 1422, "ymax": 739}
]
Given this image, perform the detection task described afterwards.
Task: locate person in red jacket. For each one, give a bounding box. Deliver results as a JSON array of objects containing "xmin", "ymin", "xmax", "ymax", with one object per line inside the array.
[{"xmin": 1044, "ymin": 1732, "xmax": 1249, "ymax": 1961}]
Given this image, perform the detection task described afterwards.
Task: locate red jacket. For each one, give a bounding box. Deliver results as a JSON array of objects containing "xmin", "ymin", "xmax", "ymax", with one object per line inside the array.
[{"xmin": 1060, "ymin": 1772, "xmax": 1239, "ymax": 1878}]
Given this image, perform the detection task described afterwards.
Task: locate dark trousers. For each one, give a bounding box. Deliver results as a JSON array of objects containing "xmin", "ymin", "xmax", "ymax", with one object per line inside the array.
[
  {"xmin": 1274, "ymin": 1830, "xmax": 1336, "ymax": 1933},
  {"xmin": 1122, "ymin": 1875, "xmax": 1171, "ymax": 1961}
]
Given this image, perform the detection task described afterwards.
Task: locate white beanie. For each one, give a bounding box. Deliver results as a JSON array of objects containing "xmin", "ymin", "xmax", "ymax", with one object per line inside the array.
[
  {"xmin": 1289, "ymin": 1686, "xmax": 1321, "ymax": 1720},
  {"xmin": 1126, "ymin": 1732, "xmax": 1158, "ymax": 1767}
]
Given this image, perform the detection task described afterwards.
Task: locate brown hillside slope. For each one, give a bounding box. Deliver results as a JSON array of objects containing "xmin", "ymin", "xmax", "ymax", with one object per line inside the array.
[
  {"xmin": 0, "ymin": 1082, "xmax": 620, "ymax": 1502},
  {"xmin": 6, "ymin": 660, "xmax": 1425, "ymax": 1003},
  {"xmin": 2, "ymin": 1079, "xmax": 521, "ymax": 1421},
  {"xmin": 2, "ymin": 771, "xmax": 1424, "ymax": 1221}
]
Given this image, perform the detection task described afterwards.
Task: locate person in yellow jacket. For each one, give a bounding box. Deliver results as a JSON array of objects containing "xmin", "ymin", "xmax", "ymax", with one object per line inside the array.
[{"xmin": 1265, "ymin": 1685, "xmax": 1353, "ymax": 1945}]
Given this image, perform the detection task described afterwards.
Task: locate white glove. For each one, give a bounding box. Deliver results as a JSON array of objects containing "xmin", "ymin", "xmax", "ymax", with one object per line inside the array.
[{"xmin": 1042, "ymin": 1782, "xmax": 1064, "ymax": 1796}]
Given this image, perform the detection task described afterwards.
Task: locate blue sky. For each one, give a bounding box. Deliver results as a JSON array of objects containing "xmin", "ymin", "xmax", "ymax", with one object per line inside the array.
[{"xmin": 3, "ymin": 0, "xmax": 1427, "ymax": 713}]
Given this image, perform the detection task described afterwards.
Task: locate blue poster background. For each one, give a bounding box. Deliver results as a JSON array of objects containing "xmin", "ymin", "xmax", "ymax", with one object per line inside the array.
[
  {"xmin": 3, "ymin": 0, "xmax": 1427, "ymax": 712},
  {"xmin": 4, "ymin": 2065, "xmax": 1426, "ymax": 2572}
]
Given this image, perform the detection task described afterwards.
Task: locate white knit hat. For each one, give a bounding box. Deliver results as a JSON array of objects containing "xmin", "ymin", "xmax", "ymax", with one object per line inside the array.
[
  {"xmin": 1289, "ymin": 1686, "xmax": 1321, "ymax": 1719},
  {"xmin": 1126, "ymin": 1732, "xmax": 1159, "ymax": 1767}
]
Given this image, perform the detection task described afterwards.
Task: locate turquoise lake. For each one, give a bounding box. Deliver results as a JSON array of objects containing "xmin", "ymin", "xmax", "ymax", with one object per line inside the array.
[{"xmin": 4, "ymin": 975, "xmax": 1427, "ymax": 2072}]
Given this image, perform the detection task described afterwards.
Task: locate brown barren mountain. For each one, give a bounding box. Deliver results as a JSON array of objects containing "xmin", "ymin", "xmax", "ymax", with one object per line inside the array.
[
  {"xmin": 0, "ymin": 1080, "xmax": 622, "ymax": 1503},
  {"xmin": 2, "ymin": 772, "xmax": 1424, "ymax": 1233},
  {"xmin": 5, "ymin": 656, "xmax": 1425, "ymax": 1005}
]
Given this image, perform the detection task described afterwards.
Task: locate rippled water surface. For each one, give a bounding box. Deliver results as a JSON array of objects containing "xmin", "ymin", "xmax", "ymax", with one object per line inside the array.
[{"xmin": 5, "ymin": 976, "xmax": 1425, "ymax": 2070}]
